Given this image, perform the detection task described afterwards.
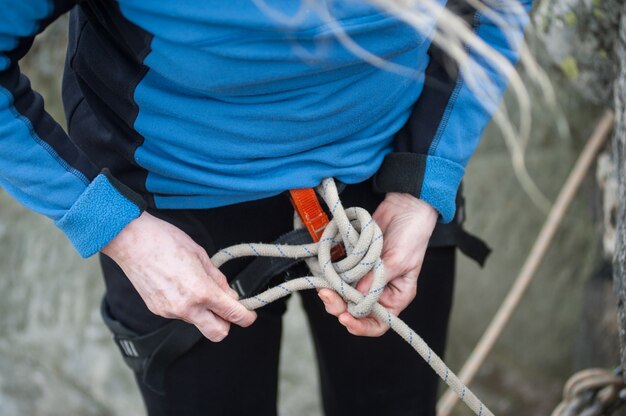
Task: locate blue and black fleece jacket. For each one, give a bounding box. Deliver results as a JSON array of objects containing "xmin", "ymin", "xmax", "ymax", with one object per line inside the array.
[{"xmin": 0, "ymin": 0, "xmax": 532, "ymax": 258}]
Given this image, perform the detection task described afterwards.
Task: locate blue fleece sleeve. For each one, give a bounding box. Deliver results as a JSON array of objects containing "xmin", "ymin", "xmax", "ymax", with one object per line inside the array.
[
  {"xmin": 419, "ymin": 0, "xmax": 533, "ymax": 222},
  {"xmin": 0, "ymin": 0, "xmax": 144, "ymax": 257}
]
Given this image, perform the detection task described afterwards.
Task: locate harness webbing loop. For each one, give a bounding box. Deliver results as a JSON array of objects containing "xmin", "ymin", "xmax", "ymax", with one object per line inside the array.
[
  {"xmin": 289, "ymin": 187, "xmax": 346, "ymax": 260},
  {"xmin": 212, "ymin": 178, "xmax": 493, "ymax": 416}
]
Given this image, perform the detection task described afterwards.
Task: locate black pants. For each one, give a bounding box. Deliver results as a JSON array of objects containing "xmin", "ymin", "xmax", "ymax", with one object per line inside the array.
[{"xmin": 100, "ymin": 178, "xmax": 456, "ymax": 416}]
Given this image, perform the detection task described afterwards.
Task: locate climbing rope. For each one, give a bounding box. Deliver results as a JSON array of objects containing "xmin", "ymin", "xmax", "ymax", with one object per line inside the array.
[
  {"xmin": 551, "ymin": 368, "xmax": 626, "ymax": 416},
  {"xmin": 211, "ymin": 178, "xmax": 493, "ymax": 416}
]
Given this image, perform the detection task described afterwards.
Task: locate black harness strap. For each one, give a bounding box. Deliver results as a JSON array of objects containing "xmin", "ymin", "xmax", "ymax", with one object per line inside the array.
[
  {"xmin": 429, "ymin": 223, "xmax": 491, "ymax": 267},
  {"xmin": 230, "ymin": 228, "xmax": 313, "ymax": 298},
  {"xmin": 100, "ymin": 300, "xmax": 202, "ymax": 394},
  {"xmin": 142, "ymin": 322, "xmax": 203, "ymax": 394},
  {"xmin": 428, "ymin": 187, "xmax": 491, "ymax": 266}
]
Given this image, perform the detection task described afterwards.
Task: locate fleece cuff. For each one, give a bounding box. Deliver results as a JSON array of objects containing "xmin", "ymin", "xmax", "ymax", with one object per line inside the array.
[
  {"xmin": 419, "ymin": 155, "xmax": 464, "ymax": 223},
  {"xmin": 372, "ymin": 152, "xmax": 464, "ymax": 224},
  {"xmin": 55, "ymin": 169, "xmax": 146, "ymax": 258}
]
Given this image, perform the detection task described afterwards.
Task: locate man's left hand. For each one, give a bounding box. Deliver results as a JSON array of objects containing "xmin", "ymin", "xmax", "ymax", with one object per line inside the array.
[{"xmin": 318, "ymin": 192, "xmax": 438, "ymax": 336}]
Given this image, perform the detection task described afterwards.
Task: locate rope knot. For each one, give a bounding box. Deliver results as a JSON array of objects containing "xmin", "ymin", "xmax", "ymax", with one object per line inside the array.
[{"xmin": 302, "ymin": 179, "xmax": 387, "ymax": 318}]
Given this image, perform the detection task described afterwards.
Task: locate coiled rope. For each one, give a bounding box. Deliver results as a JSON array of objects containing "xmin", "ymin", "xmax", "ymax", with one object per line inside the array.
[
  {"xmin": 211, "ymin": 178, "xmax": 493, "ymax": 416},
  {"xmin": 551, "ymin": 368, "xmax": 625, "ymax": 416}
]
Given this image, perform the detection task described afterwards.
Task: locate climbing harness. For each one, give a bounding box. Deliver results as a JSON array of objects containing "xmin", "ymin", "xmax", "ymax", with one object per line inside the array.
[
  {"xmin": 551, "ymin": 368, "xmax": 626, "ymax": 416},
  {"xmin": 212, "ymin": 178, "xmax": 494, "ymax": 416},
  {"xmin": 102, "ymin": 178, "xmax": 488, "ymax": 396},
  {"xmin": 101, "ymin": 180, "xmax": 488, "ymax": 398}
]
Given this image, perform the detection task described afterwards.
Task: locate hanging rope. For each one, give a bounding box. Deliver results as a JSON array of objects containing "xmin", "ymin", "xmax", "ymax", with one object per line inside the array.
[
  {"xmin": 211, "ymin": 178, "xmax": 493, "ymax": 416},
  {"xmin": 436, "ymin": 109, "xmax": 615, "ymax": 415}
]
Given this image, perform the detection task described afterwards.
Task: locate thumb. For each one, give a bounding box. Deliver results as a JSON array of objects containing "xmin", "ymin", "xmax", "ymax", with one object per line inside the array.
[
  {"xmin": 355, "ymin": 271, "xmax": 374, "ymax": 295},
  {"xmin": 208, "ymin": 288, "xmax": 257, "ymax": 328}
]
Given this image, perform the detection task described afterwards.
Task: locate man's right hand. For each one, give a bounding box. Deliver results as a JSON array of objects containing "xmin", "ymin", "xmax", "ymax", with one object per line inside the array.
[{"xmin": 101, "ymin": 212, "xmax": 257, "ymax": 342}]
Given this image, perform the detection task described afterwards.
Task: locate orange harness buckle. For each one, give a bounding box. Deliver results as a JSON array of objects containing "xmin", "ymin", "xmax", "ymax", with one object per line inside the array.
[{"xmin": 289, "ymin": 188, "xmax": 345, "ymax": 260}]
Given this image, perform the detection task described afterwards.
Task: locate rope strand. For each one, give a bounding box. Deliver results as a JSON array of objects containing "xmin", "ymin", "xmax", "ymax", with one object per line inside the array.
[{"xmin": 212, "ymin": 178, "xmax": 493, "ymax": 416}]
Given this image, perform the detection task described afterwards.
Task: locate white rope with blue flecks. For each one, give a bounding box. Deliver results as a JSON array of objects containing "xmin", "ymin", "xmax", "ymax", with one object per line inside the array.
[{"xmin": 211, "ymin": 178, "xmax": 493, "ymax": 416}]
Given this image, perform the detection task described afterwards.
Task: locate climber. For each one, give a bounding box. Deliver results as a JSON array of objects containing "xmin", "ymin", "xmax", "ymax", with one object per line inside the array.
[{"xmin": 0, "ymin": 0, "xmax": 532, "ymax": 414}]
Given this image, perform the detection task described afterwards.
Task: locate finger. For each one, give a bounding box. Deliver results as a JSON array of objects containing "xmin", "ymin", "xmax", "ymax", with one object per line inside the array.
[
  {"xmin": 188, "ymin": 307, "xmax": 231, "ymax": 342},
  {"xmin": 179, "ymin": 269, "xmax": 248, "ymax": 326},
  {"xmin": 212, "ymin": 270, "xmax": 232, "ymax": 292},
  {"xmin": 206, "ymin": 263, "xmax": 230, "ymax": 291},
  {"xmin": 204, "ymin": 265, "xmax": 241, "ymax": 300},
  {"xmin": 318, "ymin": 289, "xmax": 347, "ymax": 317},
  {"xmin": 207, "ymin": 290, "xmax": 257, "ymax": 328},
  {"xmin": 338, "ymin": 312, "xmax": 389, "ymax": 337},
  {"xmin": 196, "ymin": 250, "xmax": 240, "ymax": 298},
  {"xmin": 226, "ymin": 287, "xmax": 241, "ymax": 300},
  {"xmin": 379, "ymin": 273, "xmax": 419, "ymax": 316},
  {"xmin": 220, "ymin": 278, "xmax": 242, "ymax": 301},
  {"xmin": 378, "ymin": 289, "xmax": 409, "ymax": 317}
]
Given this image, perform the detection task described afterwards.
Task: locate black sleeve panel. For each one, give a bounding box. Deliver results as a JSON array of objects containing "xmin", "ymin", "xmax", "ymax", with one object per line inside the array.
[
  {"xmin": 0, "ymin": 0, "xmax": 100, "ymax": 181},
  {"xmin": 373, "ymin": 0, "xmax": 477, "ymax": 198}
]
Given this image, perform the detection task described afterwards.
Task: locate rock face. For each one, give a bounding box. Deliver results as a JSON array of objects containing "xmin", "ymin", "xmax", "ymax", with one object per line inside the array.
[
  {"xmin": 0, "ymin": 5, "xmax": 621, "ymax": 416},
  {"xmin": 613, "ymin": 8, "xmax": 626, "ymax": 381},
  {"xmin": 534, "ymin": 0, "xmax": 622, "ymax": 104}
]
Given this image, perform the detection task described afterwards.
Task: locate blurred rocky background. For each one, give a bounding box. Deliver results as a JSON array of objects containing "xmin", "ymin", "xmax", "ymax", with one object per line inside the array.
[{"xmin": 0, "ymin": 1, "xmax": 624, "ymax": 414}]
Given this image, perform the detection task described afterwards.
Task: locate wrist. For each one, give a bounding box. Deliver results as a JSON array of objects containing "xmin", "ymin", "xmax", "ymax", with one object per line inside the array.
[
  {"xmin": 101, "ymin": 211, "xmax": 148, "ymax": 258},
  {"xmin": 384, "ymin": 192, "xmax": 438, "ymax": 224}
]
